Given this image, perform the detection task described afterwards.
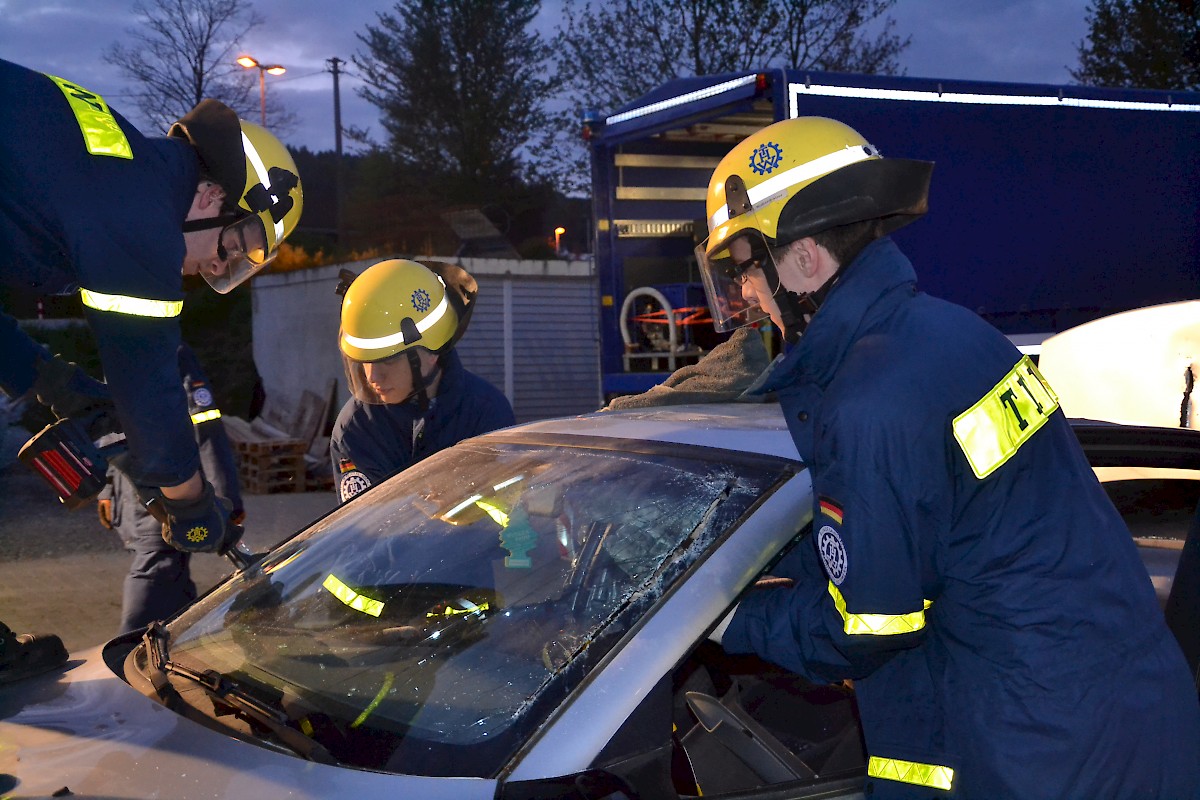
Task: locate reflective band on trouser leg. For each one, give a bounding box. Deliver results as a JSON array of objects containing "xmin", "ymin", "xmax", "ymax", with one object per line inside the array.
[
  {"xmin": 322, "ymin": 574, "xmax": 384, "ymax": 617},
  {"xmin": 80, "ymin": 289, "xmax": 183, "ymax": 318},
  {"xmin": 952, "ymin": 355, "xmax": 1059, "ymax": 479},
  {"xmin": 190, "ymin": 409, "xmax": 222, "ymax": 425},
  {"xmin": 869, "ymin": 756, "xmax": 954, "ymax": 791},
  {"xmin": 828, "ymin": 582, "xmax": 930, "ymax": 635},
  {"xmin": 45, "ymin": 74, "xmax": 134, "ymax": 159}
]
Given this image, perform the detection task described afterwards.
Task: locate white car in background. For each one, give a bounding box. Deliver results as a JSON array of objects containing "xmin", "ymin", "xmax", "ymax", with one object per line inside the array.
[{"xmin": 1, "ymin": 402, "xmax": 1196, "ymax": 800}]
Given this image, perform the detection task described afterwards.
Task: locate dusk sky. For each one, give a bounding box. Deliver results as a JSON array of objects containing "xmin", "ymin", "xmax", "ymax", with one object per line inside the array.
[{"xmin": 1, "ymin": 0, "xmax": 1092, "ymax": 153}]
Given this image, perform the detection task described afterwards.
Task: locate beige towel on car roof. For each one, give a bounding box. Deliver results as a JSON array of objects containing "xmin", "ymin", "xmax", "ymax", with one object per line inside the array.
[{"xmin": 604, "ymin": 327, "xmax": 773, "ymax": 411}]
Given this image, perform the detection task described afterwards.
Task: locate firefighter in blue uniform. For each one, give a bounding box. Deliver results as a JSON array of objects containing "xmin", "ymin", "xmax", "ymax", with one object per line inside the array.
[
  {"xmin": 0, "ymin": 57, "xmax": 302, "ymax": 683},
  {"xmin": 97, "ymin": 344, "xmax": 245, "ymax": 634},
  {"xmin": 330, "ymin": 259, "xmax": 514, "ymax": 504},
  {"xmin": 698, "ymin": 117, "xmax": 1200, "ymax": 798}
]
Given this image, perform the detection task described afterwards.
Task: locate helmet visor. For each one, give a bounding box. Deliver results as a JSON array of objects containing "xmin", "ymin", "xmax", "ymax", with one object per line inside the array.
[
  {"xmin": 696, "ymin": 227, "xmax": 775, "ymax": 333},
  {"xmin": 206, "ymin": 214, "xmax": 275, "ymax": 294}
]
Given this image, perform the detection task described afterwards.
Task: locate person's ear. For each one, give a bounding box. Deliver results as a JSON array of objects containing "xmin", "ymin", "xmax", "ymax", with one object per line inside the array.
[
  {"xmin": 199, "ymin": 181, "xmax": 226, "ymax": 211},
  {"xmin": 795, "ymin": 238, "xmax": 822, "ymax": 278}
]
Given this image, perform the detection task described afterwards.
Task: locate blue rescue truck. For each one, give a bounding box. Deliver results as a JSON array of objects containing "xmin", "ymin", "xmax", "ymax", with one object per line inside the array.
[{"xmin": 587, "ymin": 69, "xmax": 1200, "ymax": 399}]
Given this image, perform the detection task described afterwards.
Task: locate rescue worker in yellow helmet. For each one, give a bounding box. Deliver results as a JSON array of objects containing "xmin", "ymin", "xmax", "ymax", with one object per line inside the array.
[
  {"xmin": 701, "ymin": 116, "xmax": 1200, "ymax": 798},
  {"xmin": 0, "ymin": 57, "xmax": 301, "ymax": 683},
  {"xmin": 330, "ymin": 259, "xmax": 514, "ymax": 504}
]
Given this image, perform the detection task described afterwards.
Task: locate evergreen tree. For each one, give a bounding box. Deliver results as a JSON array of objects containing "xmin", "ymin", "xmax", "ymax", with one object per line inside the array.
[
  {"xmin": 1072, "ymin": 0, "xmax": 1200, "ymax": 90},
  {"xmin": 354, "ymin": 0, "xmax": 550, "ymax": 207}
]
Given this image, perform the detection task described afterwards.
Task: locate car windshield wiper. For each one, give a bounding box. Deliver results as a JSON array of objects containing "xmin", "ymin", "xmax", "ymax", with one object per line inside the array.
[{"xmin": 142, "ymin": 622, "xmax": 339, "ymax": 765}]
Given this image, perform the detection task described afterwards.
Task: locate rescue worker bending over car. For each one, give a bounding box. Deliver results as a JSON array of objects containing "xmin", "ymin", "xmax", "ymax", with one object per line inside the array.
[
  {"xmin": 700, "ymin": 116, "xmax": 1200, "ymax": 798},
  {"xmin": 330, "ymin": 259, "xmax": 514, "ymax": 504},
  {"xmin": 98, "ymin": 344, "xmax": 244, "ymax": 634},
  {"xmin": 0, "ymin": 57, "xmax": 302, "ymax": 683}
]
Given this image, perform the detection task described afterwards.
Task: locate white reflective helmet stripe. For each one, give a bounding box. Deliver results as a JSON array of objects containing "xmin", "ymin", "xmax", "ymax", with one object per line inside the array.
[
  {"xmin": 80, "ymin": 288, "xmax": 183, "ymax": 318},
  {"xmin": 241, "ymin": 131, "xmax": 286, "ymax": 245},
  {"xmin": 341, "ymin": 290, "xmax": 451, "ymax": 353},
  {"xmin": 708, "ymin": 144, "xmax": 878, "ymax": 231}
]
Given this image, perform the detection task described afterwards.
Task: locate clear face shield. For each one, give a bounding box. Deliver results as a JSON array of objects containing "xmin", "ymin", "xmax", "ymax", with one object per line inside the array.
[
  {"xmin": 342, "ymin": 345, "xmax": 439, "ymax": 406},
  {"xmin": 206, "ymin": 214, "xmax": 275, "ymax": 294},
  {"xmin": 696, "ymin": 225, "xmax": 777, "ymax": 333}
]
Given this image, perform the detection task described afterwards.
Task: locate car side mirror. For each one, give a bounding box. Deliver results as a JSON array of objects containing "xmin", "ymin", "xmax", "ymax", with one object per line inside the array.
[{"xmin": 499, "ymin": 768, "xmax": 642, "ymax": 800}]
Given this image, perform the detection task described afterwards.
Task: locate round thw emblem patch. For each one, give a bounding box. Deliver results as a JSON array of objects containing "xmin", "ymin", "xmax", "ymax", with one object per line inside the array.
[
  {"xmin": 339, "ymin": 471, "xmax": 372, "ymax": 502},
  {"xmin": 193, "ymin": 387, "xmax": 214, "ymax": 408},
  {"xmin": 818, "ymin": 524, "xmax": 848, "ymax": 585}
]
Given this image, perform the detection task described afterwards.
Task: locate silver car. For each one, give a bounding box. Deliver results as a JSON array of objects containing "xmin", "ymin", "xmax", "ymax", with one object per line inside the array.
[{"xmin": 1, "ymin": 403, "xmax": 1195, "ymax": 800}]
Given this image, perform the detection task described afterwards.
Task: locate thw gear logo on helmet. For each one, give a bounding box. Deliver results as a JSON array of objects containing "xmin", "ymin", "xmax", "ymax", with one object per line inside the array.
[
  {"xmin": 186, "ymin": 525, "xmax": 210, "ymax": 544},
  {"xmin": 411, "ymin": 288, "xmax": 432, "ymax": 313},
  {"xmin": 749, "ymin": 141, "xmax": 783, "ymax": 175}
]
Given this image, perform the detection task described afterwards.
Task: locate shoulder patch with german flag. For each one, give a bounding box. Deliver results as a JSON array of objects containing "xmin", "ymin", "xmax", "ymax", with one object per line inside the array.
[{"xmin": 816, "ymin": 496, "xmax": 848, "ymax": 585}]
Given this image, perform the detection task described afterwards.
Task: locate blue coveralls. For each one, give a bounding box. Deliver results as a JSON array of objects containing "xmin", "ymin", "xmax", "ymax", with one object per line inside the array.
[
  {"xmin": 99, "ymin": 344, "xmax": 243, "ymax": 634},
  {"xmin": 0, "ymin": 57, "xmax": 200, "ymax": 487},
  {"xmin": 724, "ymin": 237, "xmax": 1200, "ymax": 798},
  {"xmin": 330, "ymin": 350, "xmax": 515, "ymax": 503}
]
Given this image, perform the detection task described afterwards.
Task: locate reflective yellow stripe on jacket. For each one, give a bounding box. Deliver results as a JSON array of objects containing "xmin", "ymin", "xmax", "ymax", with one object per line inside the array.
[
  {"xmin": 828, "ymin": 582, "xmax": 931, "ymax": 636},
  {"xmin": 45, "ymin": 74, "xmax": 133, "ymax": 159},
  {"xmin": 80, "ymin": 289, "xmax": 183, "ymax": 318},
  {"xmin": 869, "ymin": 756, "xmax": 954, "ymax": 791},
  {"xmin": 953, "ymin": 355, "xmax": 1059, "ymax": 479},
  {"xmin": 190, "ymin": 409, "xmax": 222, "ymax": 425},
  {"xmin": 322, "ymin": 574, "xmax": 384, "ymax": 617}
]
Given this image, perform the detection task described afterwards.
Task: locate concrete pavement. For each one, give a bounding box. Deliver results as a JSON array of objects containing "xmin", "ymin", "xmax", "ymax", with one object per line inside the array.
[{"xmin": 0, "ymin": 463, "xmax": 337, "ymax": 655}]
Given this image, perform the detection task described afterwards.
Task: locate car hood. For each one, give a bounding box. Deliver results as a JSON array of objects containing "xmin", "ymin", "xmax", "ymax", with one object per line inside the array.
[{"xmin": 0, "ymin": 646, "xmax": 494, "ymax": 800}]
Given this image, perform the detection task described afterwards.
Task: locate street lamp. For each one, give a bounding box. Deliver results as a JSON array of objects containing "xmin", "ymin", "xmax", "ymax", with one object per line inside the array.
[
  {"xmin": 236, "ymin": 55, "xmax": 286, "ymax": 126},
  {"xmin": 554, "ymin": 226, "xmax": 566, "ymax": 255}
]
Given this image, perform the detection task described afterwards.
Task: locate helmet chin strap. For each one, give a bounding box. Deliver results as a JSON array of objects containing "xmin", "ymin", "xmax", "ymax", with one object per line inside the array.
[
  {"xmin": 764, "ymin": 261, "xmax": 842, "ymax": 344},
  {"xmin": 402, "ymin": 350, "xmax": 443, "ymax": 412}
]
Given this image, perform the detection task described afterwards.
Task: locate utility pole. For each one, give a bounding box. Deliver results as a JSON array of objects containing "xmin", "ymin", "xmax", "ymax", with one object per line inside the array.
[{"xmin": 328, "ymin": 56, "xmax": 346, "ymax": 249}]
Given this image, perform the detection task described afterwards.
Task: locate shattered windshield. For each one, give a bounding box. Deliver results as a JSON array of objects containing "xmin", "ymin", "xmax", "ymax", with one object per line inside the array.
[{"xmin": 162, "ymin": 438, "xmax": 788, "ymax": 776}]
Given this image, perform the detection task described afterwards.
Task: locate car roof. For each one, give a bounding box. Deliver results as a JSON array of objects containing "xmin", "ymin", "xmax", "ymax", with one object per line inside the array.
[
  {"xmin": 492, "ymin": 402, "xmax": 803, "ymax": 461},
  {"xmin": 495, "ymin": 403, "xmax": 1200, "ymax": 469}
]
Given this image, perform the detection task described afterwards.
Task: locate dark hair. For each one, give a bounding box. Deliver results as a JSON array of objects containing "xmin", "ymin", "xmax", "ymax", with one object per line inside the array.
[{"xmin": 809, "ymin": 218, "xmax": 884, "ymax": 266}]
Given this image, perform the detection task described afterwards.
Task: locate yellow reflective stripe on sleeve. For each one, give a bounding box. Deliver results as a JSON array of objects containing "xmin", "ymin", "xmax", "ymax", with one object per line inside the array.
[
  {"xmin": 828, "ymin": 582, "xmax": 930, "ymax": 636},
  {"xmin": 322, "ymin": 574, "xmax": 384, "ymax": 617},
  {"xmin": 952, "ymin": 355, "xmax": 1059, "ymax": 479},
  {"xmin": 80, "ymin": 288, "xmax": 183, "ymax": 318},
  {"xmin": 868, "ymin": 756, "xmax": 955, "ymax": 791},
  {"xmin": 45, "ymin": 74, "xmax": 133, "ymax": 159},
  {"xmin": 190, "ymin": 409, "xmax": 222, "ymax": 424}
]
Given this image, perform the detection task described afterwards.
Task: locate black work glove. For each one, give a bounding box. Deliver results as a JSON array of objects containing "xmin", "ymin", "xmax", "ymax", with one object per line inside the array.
[
  {"xmin": 33, "ymin": 354, "xmax": 118, "ymax": 439},
  {"xmin": 157, "ymin": 481, "xmax": 243, "ymax": 555}
]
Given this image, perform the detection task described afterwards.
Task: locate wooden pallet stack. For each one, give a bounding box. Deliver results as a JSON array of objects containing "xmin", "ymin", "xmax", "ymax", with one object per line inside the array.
[
  {"xmin": 222, "ymin": 416, "xmax": 308, "ymax": 494},
  {"xmin": 220, "ymin": 381, "xmax": 338, "ymax": 495}
]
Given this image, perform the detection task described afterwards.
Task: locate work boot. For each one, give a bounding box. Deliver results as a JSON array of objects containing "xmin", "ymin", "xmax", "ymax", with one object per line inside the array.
[{"xmin": 0, "ymin": 620, "xmax": 68, "ymax": 684}]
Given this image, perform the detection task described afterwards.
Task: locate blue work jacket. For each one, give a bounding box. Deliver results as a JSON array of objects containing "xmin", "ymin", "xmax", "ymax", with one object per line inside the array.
[
  {"xmin": 102, "ymin": 343, "xmax": 243, "ymax": 538},
  {"xmin": 0, "ymin": 58, "xmax": 200, "ymax": 486},
  {"xmin": 330, "ymin": 350, "xmax": 515, "ymax": 503},
  {"xmin": 724, "ymin": 237, "xmax": 1200, "ymax": 798}
]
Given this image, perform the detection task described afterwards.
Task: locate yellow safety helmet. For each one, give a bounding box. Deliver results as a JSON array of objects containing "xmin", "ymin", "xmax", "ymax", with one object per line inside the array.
[
  {"xmin": 170, "ymin": 100, "xmax": 304, "ymax": 293},
  {"xmin": 339, "ymin": 259, "xmax": 467, "ymax": 362},
  {"xmin": 338, "ymin": 259, "xmax": 479, "ymax": 405},
  {"xmin": 696, "ymin": 116, "xmax": 932, "ymax": 338}
]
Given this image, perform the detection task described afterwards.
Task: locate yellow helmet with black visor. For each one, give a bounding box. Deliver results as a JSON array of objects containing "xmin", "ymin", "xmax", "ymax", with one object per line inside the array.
[
  {"xmin": 697, "ymin": 116, "xmax": 933, "ymax": 342},
  {"xmin": 170, "ymin": 99, "xmax": 304, "ymax": 293}
]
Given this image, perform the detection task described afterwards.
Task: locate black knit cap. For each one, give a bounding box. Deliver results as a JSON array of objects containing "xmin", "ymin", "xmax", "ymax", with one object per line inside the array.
[{"xmin": 168, "ymin": 99, "xmax": 247, "ymax": 212}]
